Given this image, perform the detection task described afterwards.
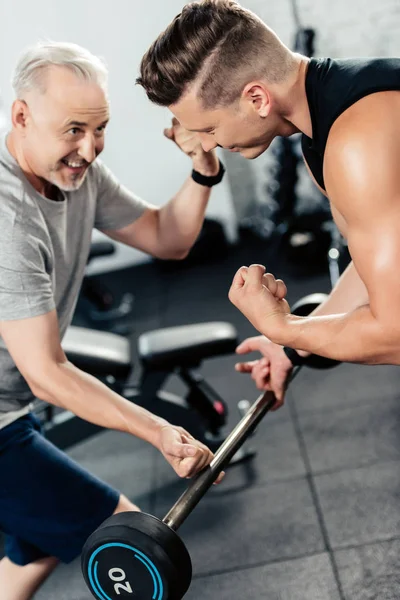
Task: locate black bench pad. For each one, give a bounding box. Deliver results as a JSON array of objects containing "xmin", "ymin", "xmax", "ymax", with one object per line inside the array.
[
  {"xmin": 138, "ymin": 321, "xmax": 238, "ymax": 370},
  {"xmin": 62, "ymin": 326, "xmax": 131, "ymax": 379}
]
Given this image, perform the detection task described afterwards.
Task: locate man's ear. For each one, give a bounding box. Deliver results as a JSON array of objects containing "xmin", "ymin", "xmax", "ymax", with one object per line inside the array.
[
  {"xmin": 242, "ymin": 82, "xmax": 271, "ymax": 118},
  {"xmin": 11, "ymin": 99, "xmax": 29, "ymax": 131}
]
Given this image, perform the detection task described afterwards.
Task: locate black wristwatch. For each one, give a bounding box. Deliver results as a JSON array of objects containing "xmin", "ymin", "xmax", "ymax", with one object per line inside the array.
[{"xmin": 191, "ymin": 160, "xmax": 225, "ymax": 187}]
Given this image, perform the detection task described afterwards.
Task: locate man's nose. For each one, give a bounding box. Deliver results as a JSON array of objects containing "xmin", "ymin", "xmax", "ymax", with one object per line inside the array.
[
  {"xmin": 199, "ymin": 134, "xmax": 218, "ymax": 153},
  {"xmin": 78, "ymin": 134, "xmax": 97, "ymax": 163}
]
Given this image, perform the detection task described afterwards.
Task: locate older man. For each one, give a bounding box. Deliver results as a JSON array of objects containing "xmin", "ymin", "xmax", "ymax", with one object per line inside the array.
[
  {"xmin": 138, "ymin": 0, "xmax": 400, "ymax": 408},
  {"xmin": 0, "ymin": 41, "xmax": 225, "ymax": 600}
]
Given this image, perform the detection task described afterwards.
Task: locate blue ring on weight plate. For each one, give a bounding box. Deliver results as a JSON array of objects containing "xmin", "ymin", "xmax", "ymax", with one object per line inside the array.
[{"xmin": 87, "ymin": 542, "xmax": 164, "ymax": 600}]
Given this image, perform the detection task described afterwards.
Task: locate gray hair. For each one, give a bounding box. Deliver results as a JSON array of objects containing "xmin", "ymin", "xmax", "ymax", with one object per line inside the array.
[{"xmin": 12, "ymin": 41, "xmax": 108, "ymax": 98}]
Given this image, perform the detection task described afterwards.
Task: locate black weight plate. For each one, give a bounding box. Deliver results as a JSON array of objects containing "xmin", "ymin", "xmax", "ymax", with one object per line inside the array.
[{"xmin": 82, "ymin": 512, "xmax": 192, "ymax": 600}]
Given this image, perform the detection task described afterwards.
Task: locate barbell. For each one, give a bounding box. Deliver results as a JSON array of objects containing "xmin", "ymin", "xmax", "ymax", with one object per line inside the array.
[{"xmin": 81, "ymin": 291, "xmax": 339, "ymax": 600}]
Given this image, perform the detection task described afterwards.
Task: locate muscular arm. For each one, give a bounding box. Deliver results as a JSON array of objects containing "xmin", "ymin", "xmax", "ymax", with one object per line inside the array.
[
  {"xmin": 306, "ymin": 260, "xmax": 369, "ymax": 316},
  {"xmin": 290, "ymin": 260, "xmax": 369, "ymax": 360},
  {"xmin": 0, "ymin": 310, "xmax": 167, "ymax": 446},
  {"xmin": 102, "ymin": 121, "xmax": 221, "ymax": 260},
  {"xmin": 301, "ymin": 161, "xmax": 369, "ymax": 318},
  {"xmin": 276, "ymin": 93, "xmax": 400, "ymax": 363},
  {"xmin": 102, "ymin": 173, "xmax": 215, "ymax": 260}
]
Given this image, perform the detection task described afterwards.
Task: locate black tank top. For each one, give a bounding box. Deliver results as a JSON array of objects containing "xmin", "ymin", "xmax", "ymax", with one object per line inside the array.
[{"xmin": 302, "ymin": 57, "xmax": 400, "ymax": 191}]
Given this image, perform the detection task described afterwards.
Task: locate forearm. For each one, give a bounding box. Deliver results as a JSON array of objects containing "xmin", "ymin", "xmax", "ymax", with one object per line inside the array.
[
  {"xmin": 309, "ymin": 261, "xmax": 369, "ymax": 317},
  {"xmin": 295, "ymin": 261, "xmax": 369, "ymax": 358},
  {"xmin": 157, "ymin": 175, "xmax": 213, "ymax": 257},
  {"xmin": 275, "ymin": 305, "xmax": 400, "ymax": 364},
  {"xmin": 34, "ymin": 361, "xmax": 168, "ymax": 447}
]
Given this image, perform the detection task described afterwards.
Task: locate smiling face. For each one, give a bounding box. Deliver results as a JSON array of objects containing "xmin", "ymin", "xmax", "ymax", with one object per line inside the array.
[
  {"xmin": 12, "ymin": 65, "xmax": 109, "ymax": 193},
  {"xmin": 170, "ymin": 80, "xmax": 293, "ymax": 160}
]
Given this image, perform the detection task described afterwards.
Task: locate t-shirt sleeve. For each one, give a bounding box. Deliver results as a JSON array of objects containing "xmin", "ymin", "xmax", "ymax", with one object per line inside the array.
[
  {"xmin": 0, "ymin": 227, "xmax": 55, "ymax": 321},
  {"xmin": 94, "ymin": 160, "xmax": 151, "ymax": 231}
]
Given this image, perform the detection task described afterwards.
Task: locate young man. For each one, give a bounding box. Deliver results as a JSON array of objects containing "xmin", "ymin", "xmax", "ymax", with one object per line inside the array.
[
  {"xmin": 137, "ymin": 0, "xmax": 400, "ymax": 408},
  {"xmin": 0, "ymin": 41, "xmax": 225, "ymax": 600}
]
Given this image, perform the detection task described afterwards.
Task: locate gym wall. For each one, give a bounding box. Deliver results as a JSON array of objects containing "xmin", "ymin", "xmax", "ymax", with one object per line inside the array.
[{"xmin": 224, "ymin": 0, "xmax": 400, "ymax": 225}]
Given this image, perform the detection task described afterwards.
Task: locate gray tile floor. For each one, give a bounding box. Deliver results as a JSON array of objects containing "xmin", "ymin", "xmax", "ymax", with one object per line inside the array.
[{"xmin": 7, "ymin": 240, "xmax": 400, "ymax": 599}]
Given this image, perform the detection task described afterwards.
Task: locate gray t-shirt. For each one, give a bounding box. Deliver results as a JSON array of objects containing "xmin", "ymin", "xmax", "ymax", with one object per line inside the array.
[{"xmin": 0, "ymin": 132, "xmax": 149, "ymax": 427}]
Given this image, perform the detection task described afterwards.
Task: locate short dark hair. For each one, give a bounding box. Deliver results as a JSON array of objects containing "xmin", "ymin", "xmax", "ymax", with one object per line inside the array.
[{"xmin": 137, "ymin": 0, "xmax": 294, "ymax": 109}]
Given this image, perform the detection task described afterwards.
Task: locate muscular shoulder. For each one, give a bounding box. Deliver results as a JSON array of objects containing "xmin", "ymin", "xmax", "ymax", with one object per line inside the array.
[
  {"xmin": 326, "ymin": 91, "xmax": 400, "ymax": 165},
  {"xmin": 329, "ymin": 90, "xmax": 400, "ymax": 140},
  {"xmin": 324, "ymin": 91, "xmax": 400, "ymax": 218}
]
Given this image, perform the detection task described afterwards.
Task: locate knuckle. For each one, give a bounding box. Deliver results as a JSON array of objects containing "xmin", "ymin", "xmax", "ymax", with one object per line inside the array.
[{"xmin": 182, "ymin": 463, "xmax": 192, "ymax": 478}]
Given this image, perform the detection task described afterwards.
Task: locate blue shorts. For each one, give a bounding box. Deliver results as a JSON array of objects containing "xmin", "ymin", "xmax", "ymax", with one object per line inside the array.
[{"xmin": 0, "ymin": 412, "xmax": 120, "ymax": 566}]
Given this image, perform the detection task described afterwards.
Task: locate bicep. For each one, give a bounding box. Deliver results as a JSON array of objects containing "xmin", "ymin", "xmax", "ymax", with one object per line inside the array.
[
  {"xmin": 102, "ymin": 207, "xmax": 163, "ymax": 257},
  {"xmin": 0, "ymin": 310, "xmax": 66, "ymax": 397},
  {"xmin": 323, "ymin": 107, "xmax": 400, "ymax": 329},
  {"xmin": 347, "ymin": 218, "xmax": 400, "ymax": 328}
]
